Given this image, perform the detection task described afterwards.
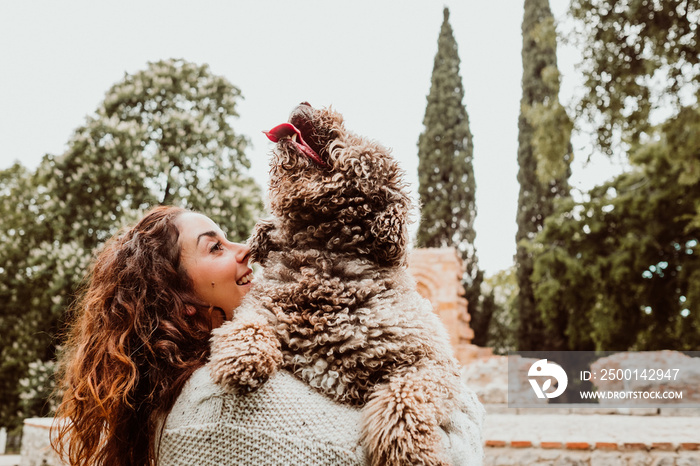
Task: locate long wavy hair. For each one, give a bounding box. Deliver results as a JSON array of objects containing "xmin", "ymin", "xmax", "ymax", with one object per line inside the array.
[{"xmin": 52, "ymin": 205, "xmax": 214, "ymax": 465}]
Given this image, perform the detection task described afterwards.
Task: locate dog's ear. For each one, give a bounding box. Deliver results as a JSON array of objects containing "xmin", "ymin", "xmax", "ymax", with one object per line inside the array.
[
  {"xmin": 369, "ymin": 191, "xmax": 410, "ymax": 267},
  {"xmin": 248, "ymin": 219, "xmax": 278, "ymax": 265}
]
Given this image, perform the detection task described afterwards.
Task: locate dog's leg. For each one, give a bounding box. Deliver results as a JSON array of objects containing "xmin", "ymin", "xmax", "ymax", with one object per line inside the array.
[
  {"xmin": 360, "ymin": 362, "xmax": 459, "ymax": 466},
  {"xmin": 209, "ymin": 306, "xmax": 283, "ymax": 393},
  {"xmin": 247, "ymin": 218, "xmax": 278, "ymax": 265}
]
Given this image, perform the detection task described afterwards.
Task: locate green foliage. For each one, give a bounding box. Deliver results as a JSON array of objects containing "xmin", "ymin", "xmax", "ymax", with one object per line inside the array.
[
  {"xmin": 515, "ymin": 0, "xmax": 572, "ymax": 350},
  {"xmin": 521, "ymin": 12, "xmax": 573, "ymax": 183},
  {"xmin": 0, "ymin": 59, "xmax": 263, "ymax": 427},
  {"xmin": 526, "ymin": 0, "xmax": 700, "ymax": 351},
  {"xmin": 18, "ymin": 359, "xmax": 60, "ymax": 420},
  {"xmin": 570, "ymin": 0, "xmax": 700, "ymax": 153},
  {"xmin": 522, "ymin": 98, "xmax": 574, "ymax": 182},
  {"xmin": 530, "ymin": 108, "xmax": 700, "ymax": 350},
  {"xmin": 416, "ymin": 8, "xmax": 484, "ymax": 330},
  {"xmin": 478, "ymin": 268, "xmax": 519, "ymax": 354},
  {"xmin": 43, "ymin": 59, "xmax": 262, "ymax": 244},
  {"xmin": 0, "ymin": 162, "xmax": 64, "ymax": 427}
]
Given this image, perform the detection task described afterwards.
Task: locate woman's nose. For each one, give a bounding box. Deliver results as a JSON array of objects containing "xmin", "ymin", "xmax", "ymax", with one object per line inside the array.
[{"xmin": 233, "ymin": 243, "xmax": 251, "ymax": 263}]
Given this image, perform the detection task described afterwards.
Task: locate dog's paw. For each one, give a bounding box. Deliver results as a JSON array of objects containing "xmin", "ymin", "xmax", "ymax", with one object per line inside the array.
[
  {"xmin": 362, "ymin": 404, "xmax": 450, "ymax": 466},
  {"xmin": 248, "ymin": 219, "xmax": 278, "ymax": 265},
  {"xmin": 361, "ymin": 371, "xmax": 452, "ymax": 466},
  {"xmin": 209, "ymin": 314, "xmax": 283, "ymax": 393}
]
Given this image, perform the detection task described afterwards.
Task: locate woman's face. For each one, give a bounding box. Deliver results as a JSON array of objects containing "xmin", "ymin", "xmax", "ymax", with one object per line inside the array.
[{"xmin": 176, "ymin": 212, "xmax": 254, "ymax": 324}]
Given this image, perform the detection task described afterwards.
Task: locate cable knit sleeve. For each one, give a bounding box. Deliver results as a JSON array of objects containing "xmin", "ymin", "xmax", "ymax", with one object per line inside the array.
[
  {"xmin": 157, "ymin": 366, "xmax": 484, "ymax": 465},
  {"xmin": 441, "ymin": 382, "xmax": 486, "ymax": 465}
]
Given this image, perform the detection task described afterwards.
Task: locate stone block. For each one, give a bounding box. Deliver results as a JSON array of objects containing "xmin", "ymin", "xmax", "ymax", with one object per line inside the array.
[
  {"xmin": 590, "ymin": 351, "xmax": 700, "ymax": 406},
  {"xmin": 408, "ymin": 247, "xmax": 478, "ymax": 365},
  {"xmin": 677, "ymin": 456, "xmax": 700, "ymax": 466},
  {"xmin": 651, "ymin": 455, "xmax": 680, "ymax": 466},
  {"xmin": 554, "ymin": 453, "xmax": 588, "ymax": 466},
  {"xmin": 623, "ymin": 451, "xmax": 653, "ymax": 466},
  {"xmin": 659, "ymin": 408, "xmax": 700, "ymax": 416},
  {"xmin": 19, "ymin": 418, "xmax": 63, "ymax": 466},
  {"xmin": 590, "ymin": 450, "xmax": 625, "ymax": 466}
]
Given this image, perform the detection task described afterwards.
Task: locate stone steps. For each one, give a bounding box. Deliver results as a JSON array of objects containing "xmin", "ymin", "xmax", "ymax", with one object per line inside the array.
[{"xmin": 484, "ymin": 412, "xmax": 700, "ymax": 466}]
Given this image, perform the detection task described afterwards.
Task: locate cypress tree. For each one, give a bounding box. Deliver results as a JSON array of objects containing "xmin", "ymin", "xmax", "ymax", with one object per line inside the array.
[
  {"xmin": 417, "ymin": 7, "xmax": 484, "ymax": 341},
  {"xmin": 515, "ymin": 0, "xmax": 572, "ymax": 351}
]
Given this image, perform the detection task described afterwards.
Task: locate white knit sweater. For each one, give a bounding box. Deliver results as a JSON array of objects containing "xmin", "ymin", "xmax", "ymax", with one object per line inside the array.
[{"xmin": 157, "ymin": 365, "xmax": 485, "ymax": 465}]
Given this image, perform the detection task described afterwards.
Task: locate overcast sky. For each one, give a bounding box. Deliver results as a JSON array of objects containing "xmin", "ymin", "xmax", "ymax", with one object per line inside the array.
[{"xmin": 0, "ymin": 1, "xmax": 626, "ymax": 276}]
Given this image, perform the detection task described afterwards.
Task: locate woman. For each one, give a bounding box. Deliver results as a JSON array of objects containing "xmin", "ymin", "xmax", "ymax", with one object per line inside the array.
[
  {"xmin": 52, "ymin": 205, "xmax": 248, "ymax": 465},
  {"xmin": 53, "ymin": 206, "xmax": 485, "ymax": 465}
]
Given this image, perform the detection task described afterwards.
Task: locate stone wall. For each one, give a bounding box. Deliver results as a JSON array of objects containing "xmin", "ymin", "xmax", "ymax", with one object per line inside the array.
[
  {"xmin": 408, "ymin": 247, "xmax": 491, "ymax": 365},
  {"xmin": 467, "ymin": 352, "xmax": 700, "ymax": 466},
  {"xmin": 591, "ymin": 351, "xmax": 700, "ymax": 406}
]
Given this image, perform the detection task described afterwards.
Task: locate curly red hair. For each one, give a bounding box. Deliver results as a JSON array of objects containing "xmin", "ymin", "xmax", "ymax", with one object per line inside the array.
[{"xmin": 52, "ymin": 205, "xmax": 214, "ymax": 465}]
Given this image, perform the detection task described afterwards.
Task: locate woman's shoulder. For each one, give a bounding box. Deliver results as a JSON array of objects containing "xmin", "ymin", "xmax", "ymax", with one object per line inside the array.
[
  {"xmin": 165, "ymin": 366, "xmax": 364, "ymax": 430},
  {"xmin": 160, "ymin": 367, "xmax": 485, "ymax": 466},
  {"xmin": 159, "ymin": 367, "xmax": 366, "ymax": 465}
]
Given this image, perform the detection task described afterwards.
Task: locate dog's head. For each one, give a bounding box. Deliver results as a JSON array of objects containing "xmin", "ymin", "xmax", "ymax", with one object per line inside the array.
[{"xmin": 263, "ymin": 103, "xmax": 411, "ymax": 267}]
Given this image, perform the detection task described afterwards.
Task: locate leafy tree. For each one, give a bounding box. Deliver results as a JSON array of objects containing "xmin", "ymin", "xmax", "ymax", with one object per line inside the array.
[
  {"xmin": 416, "ymin": 7, "xmax": 484, "ymax": 337},
  {"xmin": 515, "ymin": 0, "xmax": 572, "ymax": 351},
  {"xmin": 43, "ymin": 58, "xmax": 261, "ymax": 246},
  {"xmin": 570, "ymin": 0, "xmax": 699, "ymax": 156},
  {"xmin": 531, "ymin": 108, "xmax": 700, "ymax": 350},
  {"xmin": 0, "ymin": 59, "xmax": 263, "ymax": 428},
  {"xmin": 569, "ymin": 0, "xmax": 700, "ymax": 226},
  {"xmin": 479, "ymin": 268, "xmax": 519, "ymax": 354},
  {"xmin": 0, "ymin": 162, "xmax": 64, "ymax": 428},
  {"xmin": 528, "ymin": 1, "xmax": 700, "ymax": 350}
]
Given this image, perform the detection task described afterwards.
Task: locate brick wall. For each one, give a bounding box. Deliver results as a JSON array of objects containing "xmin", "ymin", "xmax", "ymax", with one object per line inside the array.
[{"xmin": 408, "ymin": 247, "xmax": 492, "ymax": 365}]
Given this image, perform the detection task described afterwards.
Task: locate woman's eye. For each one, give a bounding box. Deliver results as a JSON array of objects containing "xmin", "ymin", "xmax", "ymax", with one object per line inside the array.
[{"xmin": 210, "ymin": 241, "xmax": 222, "ymax": 253}]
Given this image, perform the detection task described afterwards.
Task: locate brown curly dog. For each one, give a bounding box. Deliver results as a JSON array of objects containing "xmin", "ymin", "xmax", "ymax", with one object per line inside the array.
[{"xmin": 210, "ymin": 103, "xmax": 465, "ymax": 466}]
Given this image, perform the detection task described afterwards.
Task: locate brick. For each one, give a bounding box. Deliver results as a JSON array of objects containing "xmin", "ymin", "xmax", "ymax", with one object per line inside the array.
[
  {"xmin": 510, "ymin": 440, "xmax": 532, "ymax": 448},
  {"xmin": 651, "ymin": 442, "xmax": 674, "ymax": 451},
  {"xmin": 485, "ymin": 440, "xmax": 506, "ymax": 447},
  {"xmin": 681, "ymin": 442, "xmax": 700, "ymax": 451},
  {"xmin": 623, "ymin": 442, "xmax": 648, "ymax": 451},
  {"xmin": 540, "ymin": 442, "xmax": 563, "ymax": 449},
  {"xmin": 594, "ymin": 442, "xmax": 618, "ymax": 450},
  {"xmin": 565, "ymin": 442, "xmax": 590, "ymax": 450}
]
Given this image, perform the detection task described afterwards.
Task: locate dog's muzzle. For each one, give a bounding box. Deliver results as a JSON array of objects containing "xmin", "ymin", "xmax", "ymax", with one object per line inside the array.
[{"xmin": 263, "ymin": 103, "xmax": 329, "ymax": 168}]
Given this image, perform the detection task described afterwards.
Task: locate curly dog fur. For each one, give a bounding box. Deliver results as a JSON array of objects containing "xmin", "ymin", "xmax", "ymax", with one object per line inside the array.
[{"xmin": 210, "ymin": 103, "xmax": 466, "ymax": 465}]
